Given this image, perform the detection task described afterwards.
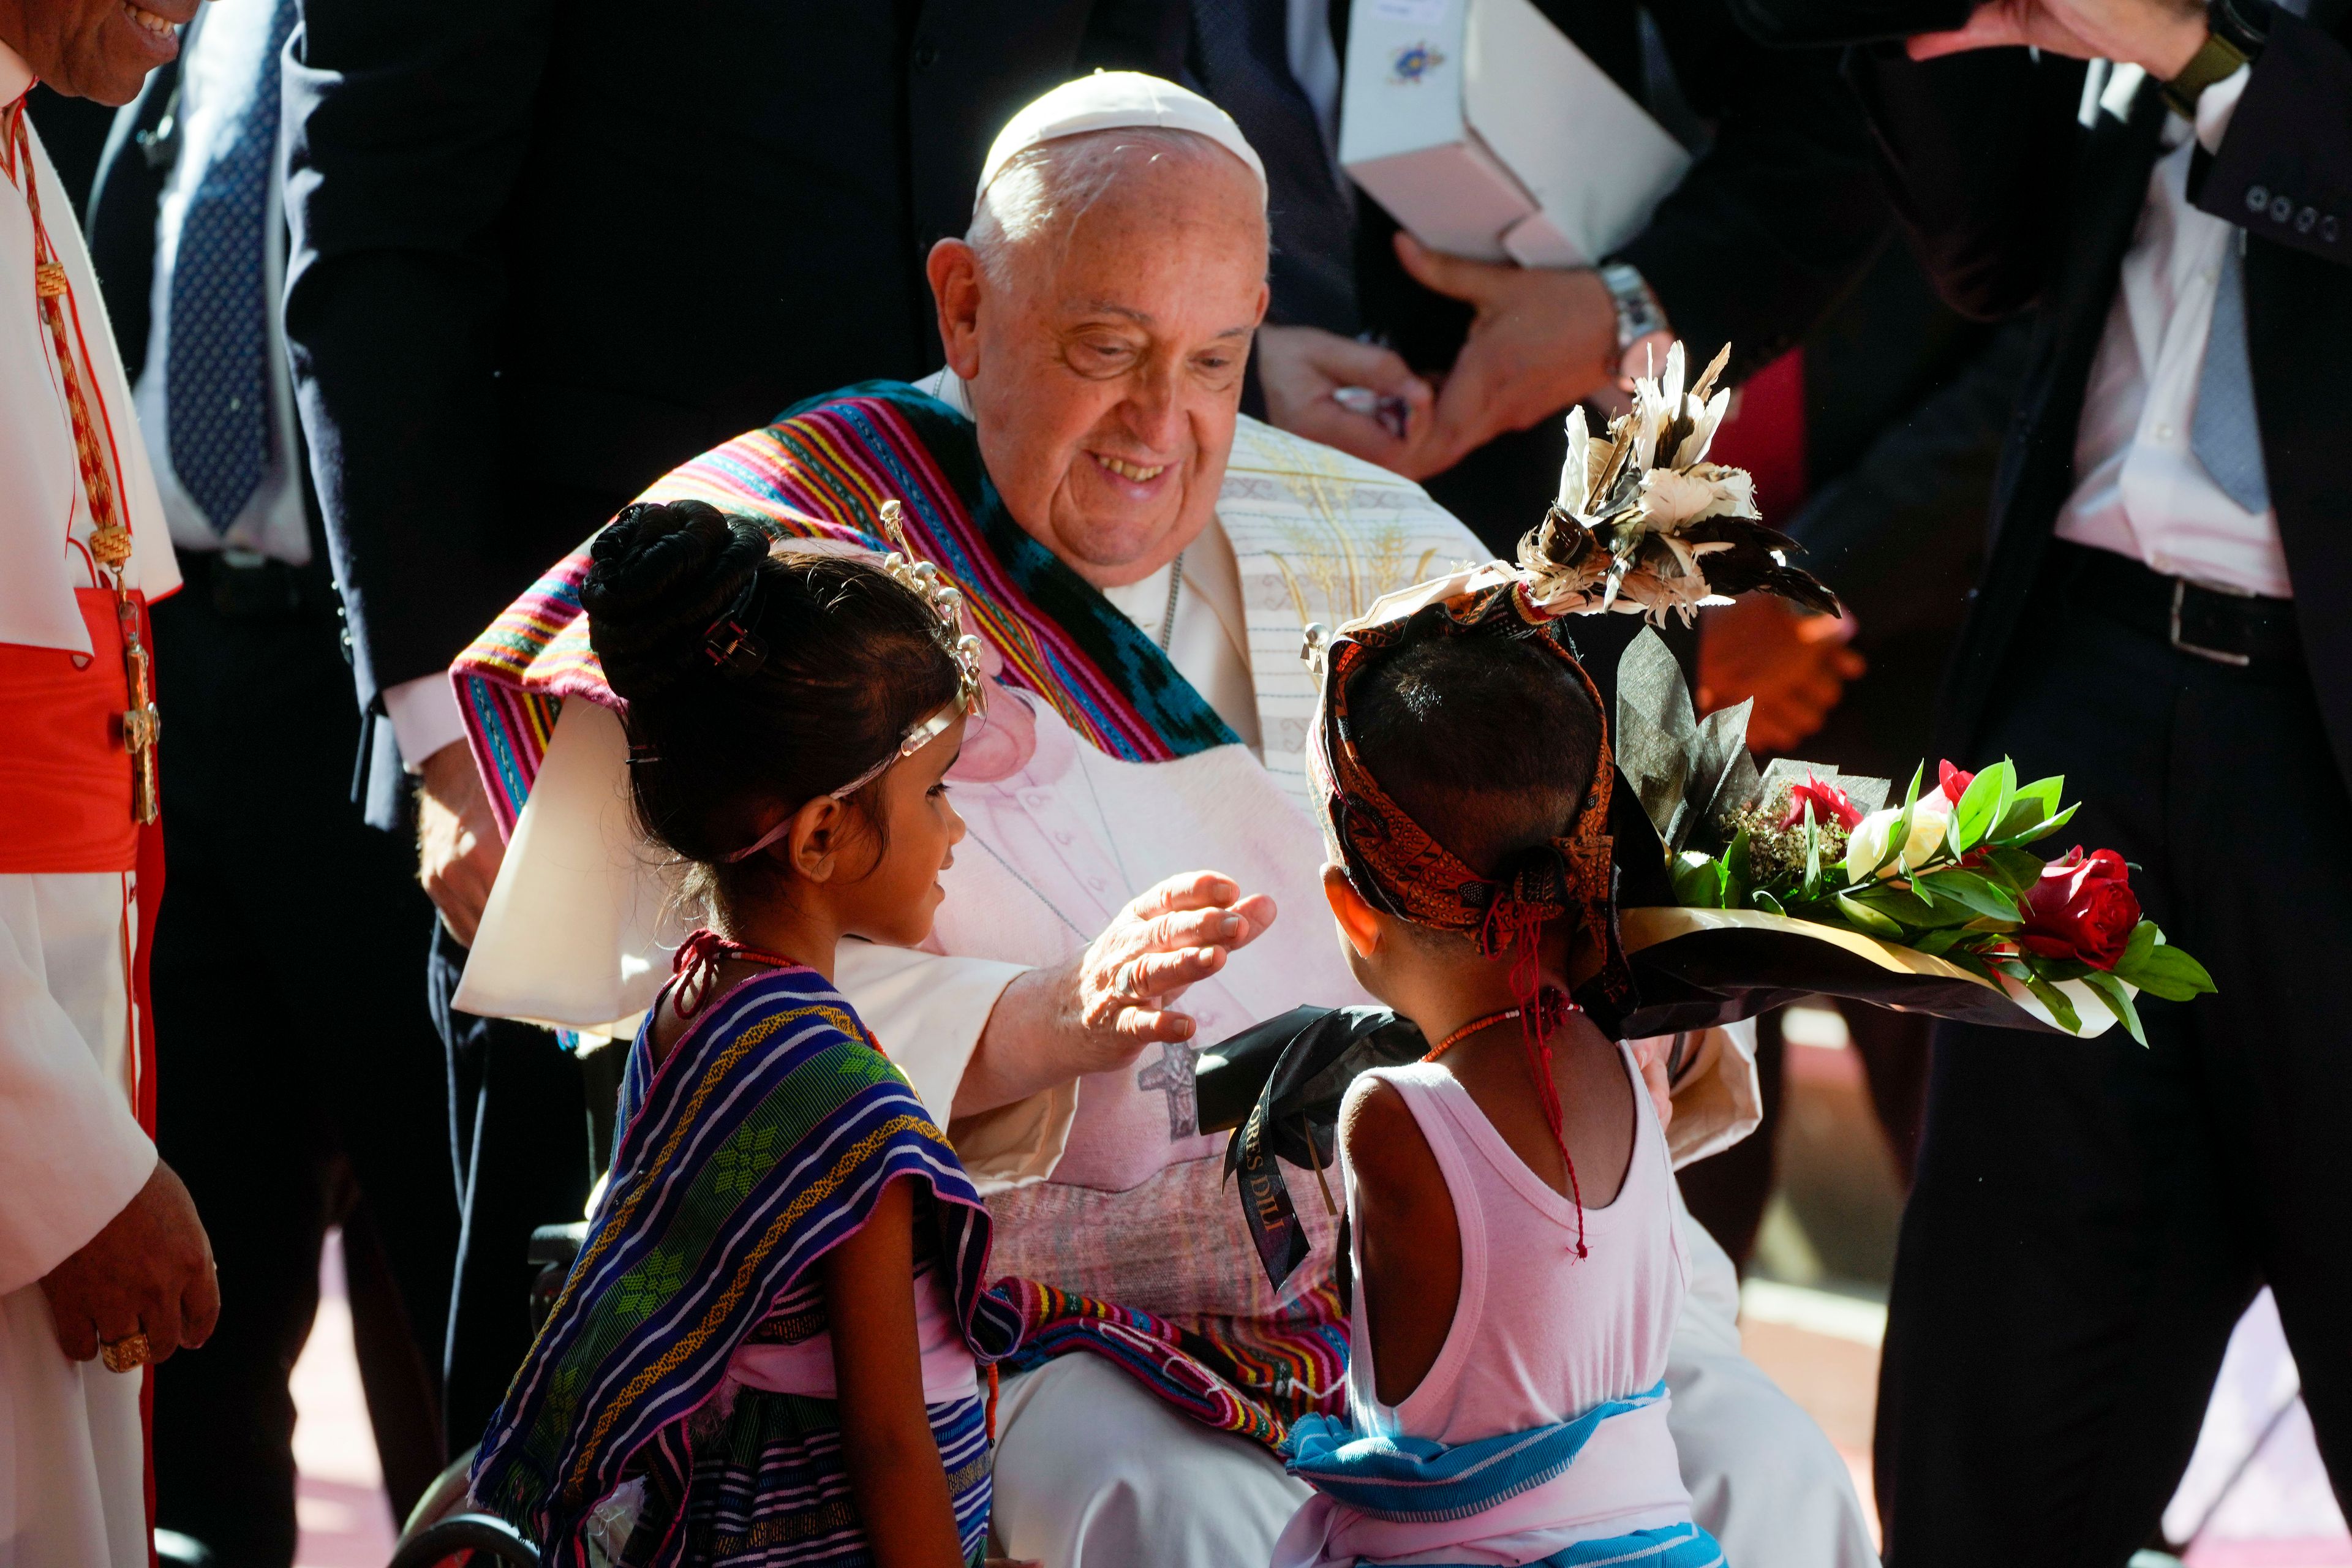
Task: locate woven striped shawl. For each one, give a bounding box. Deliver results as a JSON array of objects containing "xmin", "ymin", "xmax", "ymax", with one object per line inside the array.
[
  {"xmin": 469, "ymin": 967, "xmax": 1021, "ymax": 1564},
  {"xmin": 449, "ymin": 381, "xmax": 1237, "ymax": 837}
]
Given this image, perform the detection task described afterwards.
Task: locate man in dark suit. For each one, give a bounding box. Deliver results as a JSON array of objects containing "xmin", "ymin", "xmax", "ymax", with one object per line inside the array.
[
  {"xmin": 1834, "ymin": 0, "xmax": 2352, "ymax": 1558},
  {"xmin": 280, "ymin": 0, "xmax": 1181, "ymax": 1449},
  {"xmin": 84, "ymin": 4, "xmax": 459, "ymax": 1556}
]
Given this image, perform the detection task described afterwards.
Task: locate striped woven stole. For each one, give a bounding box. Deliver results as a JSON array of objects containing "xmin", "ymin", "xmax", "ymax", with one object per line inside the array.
[{"xmin": 450, "ymin": 382, "xmax": 1236, "ymax": 835}]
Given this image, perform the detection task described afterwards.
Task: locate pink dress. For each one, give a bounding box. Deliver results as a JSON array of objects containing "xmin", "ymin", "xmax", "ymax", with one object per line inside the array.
[{"xmin": 1273, "ymin": 1044, "xmax": 1697, "ymax": 1566}]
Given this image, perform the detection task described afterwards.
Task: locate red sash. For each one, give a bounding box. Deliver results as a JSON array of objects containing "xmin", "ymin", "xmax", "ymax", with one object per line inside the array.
[{"xmin": 0, "ymin": 588, "xmax": 145, "ymax": 873}]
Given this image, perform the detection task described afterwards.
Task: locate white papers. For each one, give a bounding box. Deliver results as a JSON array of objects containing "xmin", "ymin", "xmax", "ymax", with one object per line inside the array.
[{"xmin": 1338, "ymin": 0, "xmax": 1692, "ymax": 268}]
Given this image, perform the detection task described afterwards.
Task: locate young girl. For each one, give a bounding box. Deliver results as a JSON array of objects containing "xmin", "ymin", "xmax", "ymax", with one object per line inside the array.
[
  {"xmin": 469, "ymin": 500, "xmax": 1028, "ymax": 1568},
  {"xmin": 1274, "ymin": 573, "xmax": 1724, "ymax": 1568}
]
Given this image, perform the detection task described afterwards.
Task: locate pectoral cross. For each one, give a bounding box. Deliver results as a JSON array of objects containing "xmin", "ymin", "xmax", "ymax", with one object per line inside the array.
[
  {"xmin": 1136, "ymin": 1038, "xmax": 1203, "ymax": 1140},
  {"xmin": 95, "ymin": 528, "xmax": 160, "ymax": 824}
]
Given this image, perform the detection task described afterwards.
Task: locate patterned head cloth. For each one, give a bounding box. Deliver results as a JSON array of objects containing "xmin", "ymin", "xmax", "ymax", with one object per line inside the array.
[{"xmin": 1308, "ymin": 565, "xmax": 1637, "ymax": 1020}]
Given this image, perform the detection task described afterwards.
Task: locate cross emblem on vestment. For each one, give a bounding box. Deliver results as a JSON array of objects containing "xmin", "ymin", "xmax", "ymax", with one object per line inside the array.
[{"xmin": 1136, "ymin": 1037, "xmax": 1204, "ymax": 1140}]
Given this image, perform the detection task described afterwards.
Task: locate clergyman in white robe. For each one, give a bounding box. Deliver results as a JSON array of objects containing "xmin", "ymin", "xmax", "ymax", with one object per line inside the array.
[{"xmin": 2, "ymin": 53, "xmax": 183, "ymax": 1568}]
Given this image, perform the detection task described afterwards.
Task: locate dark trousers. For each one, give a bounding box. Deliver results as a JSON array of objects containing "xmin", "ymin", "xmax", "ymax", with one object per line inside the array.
[
  {"xmin": 1875, "ymin": 594, "xmax": 2352, "ymax": 1564},
  {"xmin": 147, "ymin": 553, "xmax": 457, "ymax": 1566},
  {"xmin": 427, "ymin": 922, "xmax": 595, "ymax": 1455}
]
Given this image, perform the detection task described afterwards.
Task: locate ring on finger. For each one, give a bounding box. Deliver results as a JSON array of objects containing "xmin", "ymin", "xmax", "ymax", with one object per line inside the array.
[
  {"xmin": 100, "ymin": 1332, "xmax": 152, "ymax": 1374},
  {"xmin": 1114, "ymin": 959, "xmax": 1146, "ymax": 1003}
]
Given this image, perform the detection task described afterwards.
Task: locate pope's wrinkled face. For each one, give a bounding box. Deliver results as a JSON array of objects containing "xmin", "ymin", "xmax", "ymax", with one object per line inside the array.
[
  {"xmin": 930, "ymin": 142, "xmax": 1268, "ymax": 589},
  {"xmin": 1, "ymin": 0, "xmax": 197, "ymax": 105}
]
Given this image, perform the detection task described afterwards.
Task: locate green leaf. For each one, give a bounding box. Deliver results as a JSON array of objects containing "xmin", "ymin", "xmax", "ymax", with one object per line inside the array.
[
  {"xmin": 1949, "ymin": 758, "xmax": 2015, "ymax": 856},
  {"xmin": 1802, "ymin": 810, "xmax": 1824, "ymax": 901},
  {"xmin": 1870, "ymin": 764, "xmax": 1927, "ymax": 881},
  {"xmin": 1852, "ymin": 883, "xmax": 1940, "ymax": 924},
  {"xmin": 2110, "ymin": 937, "xmax": 2219, "ymax": 1002},
  {"xmin": 2079, "ymin": 970, "xmax": 2148, "ymax": 1046},
  {"xmin": 1671, "ymin": 851, "xmax": 1728, "ymax": 910},
  {"xmin": 1911, "ymin": 926, "xmax": 1967, "ymax": 956},
  {"xmin": 1869, "ymin": 881, "xmax": 1985, "ymax": 929},
  {"xmin": 2016, "ymin": 801, "xmax": 2079, "ymax": 845},
  {"xmin": 1912, "ymin": 867, "xmax": 2021, "ymax": 923},
  {"xmin": 2022, "ymin": 973, "xmax": 2082, "ymax": 1033},
  {"xmin": 1989, "ymin": 797, "xmax": 2048, "ymax": 843},
  {"xmin": 1833, "ymin": 891, "xmax": 1905, "ymax": 937},
  {"xmin": 1723, "ymin": 825, "xmax": 1755, "ymax": 904},
  {"xmin": 1942, "ymin": 947, "xmax": 1996, "ymax": 982},
  {"xmin": 1749, "ymin": 888, "xmax": 1787, "ymax": 918},
  {"xmin": 1982, "ymin": 846, "xmax": 2049, "ymax": 894}
]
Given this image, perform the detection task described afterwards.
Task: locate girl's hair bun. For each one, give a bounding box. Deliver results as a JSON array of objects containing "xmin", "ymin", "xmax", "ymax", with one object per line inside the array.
[{"xmin": 582, "ymin": 500, "xmax": 772, "ymax": 699}]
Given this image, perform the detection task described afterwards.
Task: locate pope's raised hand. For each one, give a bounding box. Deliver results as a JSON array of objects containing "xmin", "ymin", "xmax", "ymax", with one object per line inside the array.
[
  {"xmin": 956, "ymin": 872, "xmax": 1278, "ymax": 1120},
  {"xmin": 1069, "ymin": 871, "xmax": 1278, "ymax": 1058}
]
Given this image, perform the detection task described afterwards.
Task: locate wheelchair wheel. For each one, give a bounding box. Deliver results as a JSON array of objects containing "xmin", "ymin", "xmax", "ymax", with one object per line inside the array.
[
  {"xmin": 391, "ymin": 1448, "xmax": 538, "ymax": 1567},
  {"xmin": 385, "ymin": 1512, "xmax": 538, "ymax": 1568}
]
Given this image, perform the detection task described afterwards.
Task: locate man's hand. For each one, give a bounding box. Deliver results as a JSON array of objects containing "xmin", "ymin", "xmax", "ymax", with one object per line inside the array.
[
  {"xmin": 1697, "ymin": 596, "xmax": 1867, "ymax": 756},
  {"xmin": 954, "ymin": 872, "xmax": 1276, "ymax": 1118},
  {"xmin": 1909, "ymin": 0, "xmax": 2207, "ymax": 76},
  {"xmin": 1627, "ymin": 1036, "xmax": 1677, "ymax": 1137},
  {"xmin": 1393, "ymin": 233, "xmax": 1619, "ymax": 475},
  {"xmin": 40, "ymin": 1161, "xmax": 219, "ymax": 1366},
  {"xmin": 417, "ymin": 739, "xmax": 505, "ymax": 948},
  {"xmin": 1256, "ymin": 325, "xmax": 1445, "ymax": 478}
]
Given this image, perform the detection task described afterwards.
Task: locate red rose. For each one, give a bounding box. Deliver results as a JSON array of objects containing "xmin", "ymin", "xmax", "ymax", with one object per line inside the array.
[
  {"xmin": 1939, "ymin": 760, "xmax": 1977, "ymax": 804},
  {"xmin": 2016, "ymin": 847, "xmax": 2141, "ymax": 971},
  {"xmin": 1781, "ymin": 775, "xmax": 1864, "ymax": 831}
]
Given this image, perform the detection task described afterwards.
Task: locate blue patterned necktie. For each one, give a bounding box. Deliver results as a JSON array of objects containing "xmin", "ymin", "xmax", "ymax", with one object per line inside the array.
[
  {"xmin": 166, "ymin": 0, "xmax": 298, "ymax": 534},
  {"xmin": 2190, "ymin": 230, "xmax": 2269, "ymax": 514},
  {"xmin": 2185, "ymin": 0, "xmax": 2301, "ymax": 518}
]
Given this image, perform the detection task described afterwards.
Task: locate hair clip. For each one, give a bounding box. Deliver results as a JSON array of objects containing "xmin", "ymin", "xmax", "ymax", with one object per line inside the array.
[
  {"xmin": 703, "ymin": 571, "xmax": 768, "ymax": 676},
  {"xmin": 627, "ymin": 742, "xmax": 661, "ymax": 767}
]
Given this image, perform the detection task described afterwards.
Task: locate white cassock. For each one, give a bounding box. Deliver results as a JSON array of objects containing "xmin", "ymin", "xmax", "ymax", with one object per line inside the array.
[
  {"xmin": 1, "ymin": 56, "xmax": 181, "ymax": 1568},
  {"xmin": 457, "ymin": 375, "xmax": 1872, "ymax": 1568}
]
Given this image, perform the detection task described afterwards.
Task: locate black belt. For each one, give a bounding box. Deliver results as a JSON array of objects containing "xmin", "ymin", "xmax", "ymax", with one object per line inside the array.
[
  {"xmin": 2060, "ymin": 543, "xmax": 2301, "ymax": 670},
  {"xmin": 177, "ymin": 547, "xmax": 313, "ymax": 619}
]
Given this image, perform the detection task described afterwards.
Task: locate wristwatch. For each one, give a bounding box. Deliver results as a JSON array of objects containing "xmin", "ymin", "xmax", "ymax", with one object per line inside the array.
[
  {"xmin": 2162, "ymin": 0, "xmax": 2272, "ymax": 117},
  {"xmin": 1597, "ymin": 262, "xmax": 1674, "ymax": 383}
]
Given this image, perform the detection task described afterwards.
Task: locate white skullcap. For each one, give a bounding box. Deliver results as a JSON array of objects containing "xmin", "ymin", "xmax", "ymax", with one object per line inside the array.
[{"xmin": 974, "ymin": 71, "xmax": 1267, "ymax": 209}]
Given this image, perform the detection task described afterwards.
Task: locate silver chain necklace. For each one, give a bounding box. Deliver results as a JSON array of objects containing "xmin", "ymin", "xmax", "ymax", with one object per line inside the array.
[{"xmin": 1156, "ymin": 552, "xmax": 1185, "ymax": 650}]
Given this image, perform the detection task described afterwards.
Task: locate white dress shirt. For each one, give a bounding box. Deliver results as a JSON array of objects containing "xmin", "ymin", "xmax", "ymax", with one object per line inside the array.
[
  {"xmin": 130, "ymin": 0, "xmax": 309, "ymax": 568},
  {"xmin": 2054, "ymin": 66, "xmax": 2290, "ymax": 598}
]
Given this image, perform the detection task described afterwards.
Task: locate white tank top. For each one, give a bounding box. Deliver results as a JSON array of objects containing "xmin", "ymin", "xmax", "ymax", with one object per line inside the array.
[{"xmin": 1336, "ymin": 1043, "xmax": 1694, "ymax": 1547}]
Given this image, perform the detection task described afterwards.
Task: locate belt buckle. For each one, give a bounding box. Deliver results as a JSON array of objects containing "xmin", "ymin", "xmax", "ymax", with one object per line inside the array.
[{"xmin": 2169, "ymin": 578, "xmax": 2253, "ymax": 668}]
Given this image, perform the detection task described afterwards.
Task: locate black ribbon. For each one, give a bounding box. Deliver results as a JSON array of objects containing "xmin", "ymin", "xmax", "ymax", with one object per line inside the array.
[{"xmin": 1203, "ymin": 1005, "xmax": 1428, "ymax": 1293}]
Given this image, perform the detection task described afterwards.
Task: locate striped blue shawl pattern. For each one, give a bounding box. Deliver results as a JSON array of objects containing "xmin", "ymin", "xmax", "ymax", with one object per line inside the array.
[{"xmin": 470, "ymin": 967, "xmax": 1022, "ymax": 1564}]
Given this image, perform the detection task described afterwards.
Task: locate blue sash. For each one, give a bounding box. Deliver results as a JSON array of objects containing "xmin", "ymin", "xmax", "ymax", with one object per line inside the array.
[{"xmin": 1280, "ymin": 1382, "xmax": 1727, "ymax": 1567}]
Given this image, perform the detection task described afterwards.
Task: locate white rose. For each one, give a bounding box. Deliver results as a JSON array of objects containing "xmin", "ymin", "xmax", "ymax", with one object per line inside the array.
[{"xmin": 1842, "ymin": 791, "xmax": 1954, "ymax": 884}]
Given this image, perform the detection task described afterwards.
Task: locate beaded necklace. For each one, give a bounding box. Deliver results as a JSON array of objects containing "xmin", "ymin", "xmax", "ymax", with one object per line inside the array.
[{"xmin": 1420, "ymin": 987, "xmax": 1589, "ymax": 1258}]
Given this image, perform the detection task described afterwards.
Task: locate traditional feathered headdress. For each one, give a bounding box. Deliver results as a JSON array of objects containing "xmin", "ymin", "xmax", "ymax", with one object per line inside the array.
[{"xmin": 1517, "ymin": 342, "xmax": 1838, "ymax": 624}]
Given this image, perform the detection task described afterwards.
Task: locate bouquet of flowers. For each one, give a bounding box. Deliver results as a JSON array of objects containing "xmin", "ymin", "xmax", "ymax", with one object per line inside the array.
[{"xmin": 1609, "ymin": 631, "xmax": 2214, "ymax": 1041}]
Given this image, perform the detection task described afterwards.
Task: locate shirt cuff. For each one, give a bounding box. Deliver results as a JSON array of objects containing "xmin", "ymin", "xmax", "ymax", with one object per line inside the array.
[
  {"xmin": 383, "ymin": 673, "xmax": 469, "ymax": 774},
  {"xmin": 2195, "ymin": 62, "xmax": 2251, "ymax": 154}
]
